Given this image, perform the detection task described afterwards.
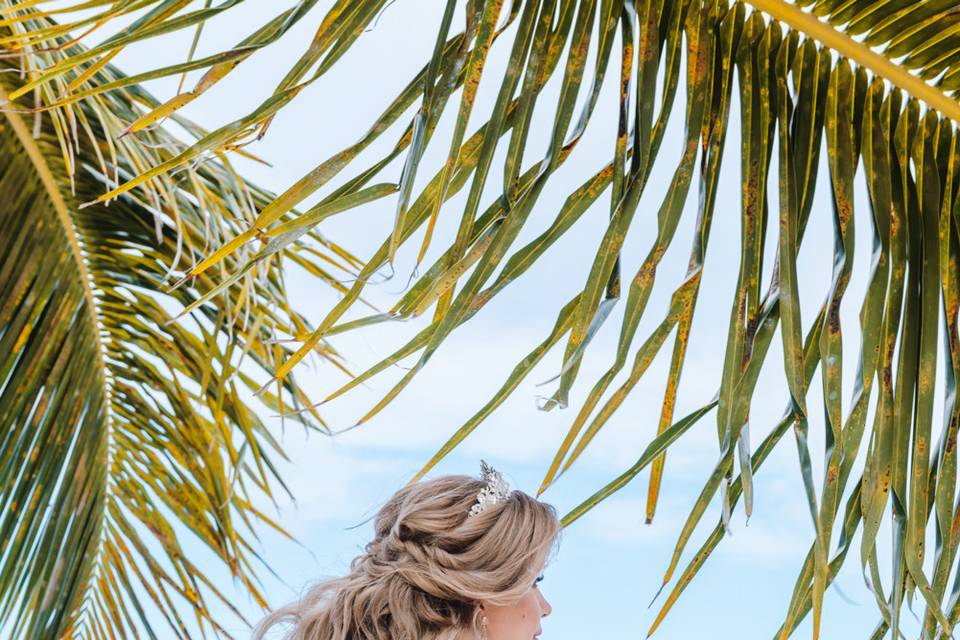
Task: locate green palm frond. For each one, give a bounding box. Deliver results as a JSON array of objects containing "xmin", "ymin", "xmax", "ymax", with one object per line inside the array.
[
  {"xmin": 0, "ymin": 14, "xmax": 363, "ymax": 640},
  {"xmin": 7, "ymin": 0, "xmax": 960, "ymax": 638}
]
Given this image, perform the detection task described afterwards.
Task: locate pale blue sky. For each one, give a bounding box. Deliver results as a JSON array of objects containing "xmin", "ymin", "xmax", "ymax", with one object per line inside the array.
[{"xmin": 71, "ymin": 1, "xmax": 942, "ymax": 637}]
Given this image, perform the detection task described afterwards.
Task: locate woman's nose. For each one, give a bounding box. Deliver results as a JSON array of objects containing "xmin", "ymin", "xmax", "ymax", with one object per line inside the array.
[{"xmin": 538, "ymin": 590, "xmax": 552, "ymax": 617}]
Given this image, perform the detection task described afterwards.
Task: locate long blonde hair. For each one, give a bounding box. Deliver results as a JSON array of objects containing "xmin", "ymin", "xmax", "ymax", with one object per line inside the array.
[{"xmin": 252, "ymin": 472, "xmax": 562, "ymax": 640}]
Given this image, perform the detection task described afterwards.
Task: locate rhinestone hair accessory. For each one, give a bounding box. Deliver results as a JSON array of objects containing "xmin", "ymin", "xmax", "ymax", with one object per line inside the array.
[{"xmin": 468, "ymin": 460, "xmax": 511, "ymax": 517}]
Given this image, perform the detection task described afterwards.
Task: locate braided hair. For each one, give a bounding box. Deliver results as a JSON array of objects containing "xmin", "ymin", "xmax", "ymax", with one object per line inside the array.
[{"xmin": 252, "ymin": 473, "xmax": 561, "ymax": 640}]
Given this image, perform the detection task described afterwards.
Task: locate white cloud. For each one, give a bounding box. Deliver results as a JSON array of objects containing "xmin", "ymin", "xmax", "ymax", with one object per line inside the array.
[
  {"xmin": 255, "ymin": 431, "xmax": 414, "ymax": 536},
  {"xmin": 577, "ymin": 464, "xmax": 815, "ymax": 567}
]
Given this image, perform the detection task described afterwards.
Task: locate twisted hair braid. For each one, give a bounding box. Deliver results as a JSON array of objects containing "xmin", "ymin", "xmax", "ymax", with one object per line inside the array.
[{"xmin": 253, "ymin": 472, "xmax": 561, "ymax": 640}]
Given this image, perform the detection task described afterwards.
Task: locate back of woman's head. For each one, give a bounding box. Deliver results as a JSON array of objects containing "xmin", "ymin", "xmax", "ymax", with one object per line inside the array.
[{"xmin": 252, "ymin": 470, "xmax": 561, "ymax": 640}]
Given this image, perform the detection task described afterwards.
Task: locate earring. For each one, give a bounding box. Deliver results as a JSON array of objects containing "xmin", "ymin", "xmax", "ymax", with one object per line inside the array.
[{"xmin": 479, "ymin": 615, "xmax": 488, "ymax": 640}]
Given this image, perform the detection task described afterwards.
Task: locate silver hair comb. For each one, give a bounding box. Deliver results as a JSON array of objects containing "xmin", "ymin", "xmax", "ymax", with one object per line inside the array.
[{"xmin": 468, "ymin": 460, "xmax": 511, "ymax": 517}]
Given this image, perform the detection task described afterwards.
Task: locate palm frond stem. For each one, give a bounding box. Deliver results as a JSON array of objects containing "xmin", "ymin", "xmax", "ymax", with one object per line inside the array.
[{"xmin": 747, "ymin": 0, "xmax": 960, "ymax": 122}]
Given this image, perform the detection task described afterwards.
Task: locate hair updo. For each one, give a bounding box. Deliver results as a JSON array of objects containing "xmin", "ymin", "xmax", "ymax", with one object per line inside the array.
[{"xmin": 252, "ymin": 471, "xmax": 562, "ymax": 640}]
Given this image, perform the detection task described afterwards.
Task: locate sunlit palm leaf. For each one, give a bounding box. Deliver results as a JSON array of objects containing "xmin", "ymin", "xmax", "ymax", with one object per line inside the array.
[
  {"xmin": 0, "ymin": 15, "xmax": 362, "ymax": 640},
  {"xmin": 8, "ymin": 0, "xmax": 960, "ymax": 638}
]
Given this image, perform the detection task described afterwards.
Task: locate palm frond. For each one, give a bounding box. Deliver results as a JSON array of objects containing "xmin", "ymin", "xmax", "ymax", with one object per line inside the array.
[
  {"xmin": 0, "ymin": 14, "xmax": 362, "ymax": 640},
  {"xmin": 7, "ymin": 0, "xmax": 960, "ymax": 638}
]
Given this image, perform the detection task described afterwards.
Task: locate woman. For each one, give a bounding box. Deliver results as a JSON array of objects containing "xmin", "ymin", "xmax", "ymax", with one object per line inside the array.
[{"xmin": 253, "ymin": 460, "xmax": 560, "ymax": 639}]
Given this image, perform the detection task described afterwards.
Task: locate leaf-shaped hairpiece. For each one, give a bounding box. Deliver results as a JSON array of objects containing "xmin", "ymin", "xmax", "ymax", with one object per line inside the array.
[{"xmin": 469, "ymin": 460, "xmax": 511, "ymax": 517}]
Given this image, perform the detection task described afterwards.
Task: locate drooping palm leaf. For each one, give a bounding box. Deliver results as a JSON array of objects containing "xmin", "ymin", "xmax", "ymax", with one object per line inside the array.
[
  {"xmin": 7, "ymin": 0, "xmax": 960, "ymax": 638},
  {"xmin": 0, "ymin": 11, "xmax": 363, "ymax": 640}
]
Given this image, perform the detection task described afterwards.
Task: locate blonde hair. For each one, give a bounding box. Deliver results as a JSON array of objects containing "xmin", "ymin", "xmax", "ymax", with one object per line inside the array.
[{"xmin": 252, "ymin": 472, "xmax": 562, "ymax": 640}]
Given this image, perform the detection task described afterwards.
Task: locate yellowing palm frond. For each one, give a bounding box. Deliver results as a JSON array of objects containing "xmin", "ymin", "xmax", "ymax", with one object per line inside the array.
[{"xmin": 0, "ymin": 14, "xmax": 361, "ymax": 639}]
